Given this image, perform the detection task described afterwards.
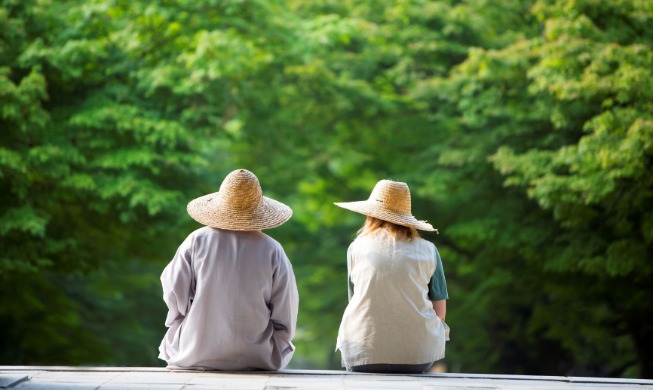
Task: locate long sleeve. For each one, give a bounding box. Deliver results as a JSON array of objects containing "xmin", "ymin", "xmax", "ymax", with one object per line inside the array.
[
  {"xmin": 160, "ymin": 228, "xmax": 299, "ymax": 370},
  {"xmin": 161, "ymin": 234, "xmax": 195, "ymax": 327},
  {"xmin": 269, "ymin": 245, "xmax": 299, "ymax": 356}
]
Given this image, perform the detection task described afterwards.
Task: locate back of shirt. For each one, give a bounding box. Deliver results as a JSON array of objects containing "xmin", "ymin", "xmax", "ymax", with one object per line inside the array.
[
  {"xmin": 159, "ymin": 227, "xmax": 298, "ymax": 371},
  {"xmin": 337, "ymin": 230, "xmax": 447, "ymax": 367}
]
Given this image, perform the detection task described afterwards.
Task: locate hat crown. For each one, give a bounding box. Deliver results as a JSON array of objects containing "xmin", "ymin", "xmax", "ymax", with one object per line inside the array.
[
  {"xmin": 218, "ymin": 169, "xmax": 262, "ymax": 211},
  {"xmin": 368, "ymin": 180, "xmax": 411, "ymax": 214}
]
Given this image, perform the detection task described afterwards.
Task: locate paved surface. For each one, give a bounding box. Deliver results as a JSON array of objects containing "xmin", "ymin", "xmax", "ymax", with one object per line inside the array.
[{"xmin": 1, "ymin": 367, "xmax": 652, "ymax": 390}]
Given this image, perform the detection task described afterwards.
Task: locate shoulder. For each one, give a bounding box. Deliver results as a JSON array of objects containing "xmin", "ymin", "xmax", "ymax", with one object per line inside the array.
[
  {"xmin": 257, "ymin": 232, "xmax": 284, "ymax": 249},
  {"xmin": 350, "ymin": 232, "xmax": 386, "ymax": 246},
  {"xmin": 348, "ymin": 235, "xmax": 375, "ymax": 252},
  {"xmin": 256, "ymin": 232, "xmax": 290, "ymax": 262},
  {"xmin": 349, "ymin": 236, "xmax": 365, "ymax": 249},
  {"xmin": 415, "ymin": 236, "xmax": 434, "ymax": 246},
  {"xmin": 258, "ymin": 233, "xmax": 294, "ymax": 272},
  {"xmin": 179, "ymin": 226, "xmax": 211, "ymax": 246},
  {"xmin": 414, "ymin": 237, "xmax": 438, "ymax": 255},
  {"xmin": 184, "ymin": 226, "xmax": 219, "ymax": 246},
  {"xmin": 188, "ymin": 226, "xmax": 216, "ymax": 239}
]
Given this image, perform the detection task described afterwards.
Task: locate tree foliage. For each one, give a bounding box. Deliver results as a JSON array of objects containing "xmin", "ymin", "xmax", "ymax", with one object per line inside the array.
[
  {"xmin": 1, "ymin": 0, "xmax": 651, "ymax": 378},
  {"xmin": 418, "ymin": 0, "xmax": 653, "ymax": 376}
]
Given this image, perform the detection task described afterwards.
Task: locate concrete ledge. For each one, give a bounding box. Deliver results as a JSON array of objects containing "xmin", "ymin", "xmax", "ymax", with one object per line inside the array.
[{"xmin": 1, "ymin": 366, "xmax": 652, "ymax": 389}]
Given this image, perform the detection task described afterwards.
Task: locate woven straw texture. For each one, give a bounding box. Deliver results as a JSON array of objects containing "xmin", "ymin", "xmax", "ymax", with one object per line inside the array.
[
  {"xmin": 334, "ymin": 179, "xmax": 436, "ymax": 231},
  {"xmin": 187, "ymin": 169, "xmax": 292, "ymax": 231}
]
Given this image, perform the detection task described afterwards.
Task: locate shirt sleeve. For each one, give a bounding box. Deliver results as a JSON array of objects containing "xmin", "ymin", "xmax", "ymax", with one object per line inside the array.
[
  {"xmin": 347, "ymin": 243, "xmax": 354, "ymax": 301},
  {"xmin": 161, "ymin": 233, "xmax": 195, "ymax": 327},
  {"xmin": 428, "ymin": 245, "xmax": 449, "ymax": 301},
  {"xmin": 269, "ymin": 245, "xmax": 299, "ymax": 343}
]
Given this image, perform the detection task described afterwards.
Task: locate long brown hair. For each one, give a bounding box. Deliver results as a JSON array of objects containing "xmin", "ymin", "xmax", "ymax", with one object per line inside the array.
[{"xmin": 357, "ymin": 216, "xmax": 420, "ymax": 241}]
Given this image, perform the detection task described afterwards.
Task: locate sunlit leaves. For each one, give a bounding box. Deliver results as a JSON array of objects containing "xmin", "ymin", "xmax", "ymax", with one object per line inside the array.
[{"xmin": 1, "ymin": 0, "xmax": 651, "ymax": 376}]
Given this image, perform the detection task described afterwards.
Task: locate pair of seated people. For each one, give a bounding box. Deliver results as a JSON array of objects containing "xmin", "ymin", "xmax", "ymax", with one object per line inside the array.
[{"xmin": 158, "ymin": 169, "xmax": 449, "ymax": 373}]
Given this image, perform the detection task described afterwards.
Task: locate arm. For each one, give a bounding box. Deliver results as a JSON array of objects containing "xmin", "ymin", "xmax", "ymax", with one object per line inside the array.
[
  {"xmin": 428, "ymin": 245, "xmax": 448, "ymax": 322},
  {"xmin": 432, "ymin": 299, "xmax": 447, "ymax": 322},
  {"xmin": 347, "ymin": 245, "xmax": 354, "ymax": 301},
  {"xmin": 161, "ymin": 234, "xmax": 195, "ymax": 327},
  {"xmin": 269, "ymin": 246, "xmax": 299, "ymax": 343}
]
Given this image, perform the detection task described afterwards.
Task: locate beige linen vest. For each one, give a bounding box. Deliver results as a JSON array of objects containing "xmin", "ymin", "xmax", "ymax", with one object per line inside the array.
[{"xmin": 336, "ymin": 231, "xmax": 448, "ymax": 367}]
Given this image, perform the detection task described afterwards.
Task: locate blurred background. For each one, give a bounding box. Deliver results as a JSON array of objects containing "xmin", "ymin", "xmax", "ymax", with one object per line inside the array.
[{"xmin": 1, "ymin": 0, "xmax": 652, "ymax": 378}]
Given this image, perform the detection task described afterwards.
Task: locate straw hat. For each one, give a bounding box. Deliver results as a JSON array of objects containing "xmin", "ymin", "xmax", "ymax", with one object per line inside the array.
[
  {"xmin": 334, "ymin": 179, "xmax": 437, "ymax": 232},
  {"xmin": 187, "ymin": 169, "xmax": 292, "ymax": 231}
]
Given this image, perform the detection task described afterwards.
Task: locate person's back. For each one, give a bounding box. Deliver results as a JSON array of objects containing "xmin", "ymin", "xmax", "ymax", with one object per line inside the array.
[
  {"xmin": 158, "ymin": 169, "xmax": 298, "ymax": 371},
  {"xmin": 339, "ymin": 231, "xmax": 444, "ymax": 366},
  {"xmin": 334, "ymin": 179, "xmax": 449, "ymax": 373},
  {"xmin": 159, "ymin": 227, "xmax": 297, "ymax": 370}
]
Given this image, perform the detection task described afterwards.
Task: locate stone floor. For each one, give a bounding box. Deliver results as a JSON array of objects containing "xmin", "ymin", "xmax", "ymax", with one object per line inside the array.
[{"xmin": 1, "ymin": 367, "xmax": 652, "ymax": 390}]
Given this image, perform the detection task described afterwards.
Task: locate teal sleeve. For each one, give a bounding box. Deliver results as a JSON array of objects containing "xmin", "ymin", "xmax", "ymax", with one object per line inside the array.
[
  {"xmin": 348, "ymin": 275, "xmax": 354, "ymax": 302},
  {"xmin": 428, "ymin": 246, "xmax": 449, "ymax": 301},
  {"xmin": 347, "ymin": 245, "xmax": 354, "ymax": 301}
]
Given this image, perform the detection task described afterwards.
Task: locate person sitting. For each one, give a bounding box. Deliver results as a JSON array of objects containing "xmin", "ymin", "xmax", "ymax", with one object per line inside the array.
[
  {"xmin": 158, "ymin": 169, "xmax": 298, "ymax": 371},
  {"xmin": 334, "ymin": 179, "xmax": 450, "ymax": 373}
]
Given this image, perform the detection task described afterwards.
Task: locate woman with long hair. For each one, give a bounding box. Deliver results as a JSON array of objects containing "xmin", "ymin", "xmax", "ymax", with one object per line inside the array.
[{"xmin": 335, "ymin": 179, "xmax": 449, "ymax": 373}]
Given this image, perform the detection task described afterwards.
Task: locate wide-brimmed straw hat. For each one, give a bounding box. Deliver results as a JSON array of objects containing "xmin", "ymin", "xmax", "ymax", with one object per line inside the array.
[
  {"xmin": 187, "ymin": 169, "xmax": 292, "ymax": 231},
  {"xmin": 334, "ymin": 179, "xmax": 437, "ymax": 232}
]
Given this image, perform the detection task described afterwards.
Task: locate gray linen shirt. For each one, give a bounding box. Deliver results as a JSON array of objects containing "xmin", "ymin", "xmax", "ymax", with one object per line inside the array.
[{"xmin": 158, "ymin": 227, "xmax": 299, "ymax": 370}]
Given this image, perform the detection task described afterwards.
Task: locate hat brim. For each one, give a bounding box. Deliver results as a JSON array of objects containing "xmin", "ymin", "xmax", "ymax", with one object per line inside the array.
[
  {"xmin": 188, "ymin": 192, "xmax": 292, "ymax": 231},
  {"xmin": 334, "ymin": 200, "xmax": 436, "ymax": 231}
]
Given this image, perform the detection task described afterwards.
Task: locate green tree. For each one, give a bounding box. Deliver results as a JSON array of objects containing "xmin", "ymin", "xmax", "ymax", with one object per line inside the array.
[
  {"xmin": 416, "ymin": 0, "xmax": 653, "ymax": 377},
  {"xmin": 2, "ymin": 0, "xmax": 652, "ymax": 378},
  {"xmin": 0, "ymin": 0, "xmax": 206, "ymax": 364}
]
